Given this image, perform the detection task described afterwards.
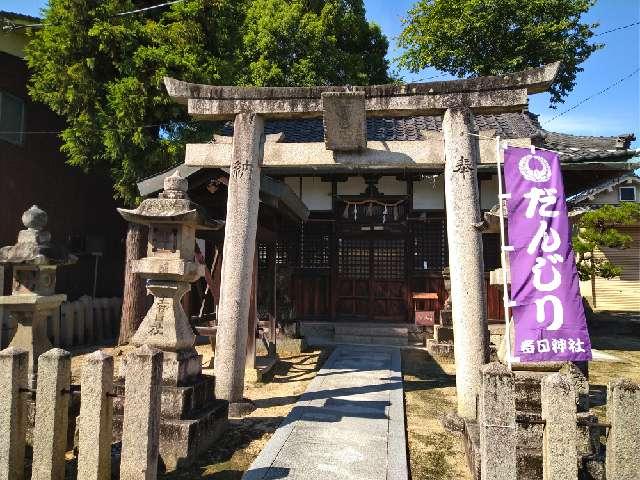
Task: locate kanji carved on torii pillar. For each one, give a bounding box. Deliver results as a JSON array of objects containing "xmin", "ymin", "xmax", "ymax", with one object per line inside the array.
[{"xmin": 164, "ymin": 62, "xmax": 560, "ymax": 420}]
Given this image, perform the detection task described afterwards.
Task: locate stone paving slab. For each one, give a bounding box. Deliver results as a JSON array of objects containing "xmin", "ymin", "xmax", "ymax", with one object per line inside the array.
[{"xmin": 242, "ymin": 346, "xmax": 408, "ymax": 480}]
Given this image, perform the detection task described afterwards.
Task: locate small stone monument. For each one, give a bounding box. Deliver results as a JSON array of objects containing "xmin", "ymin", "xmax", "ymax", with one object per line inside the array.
[
  {"xmin": 0, "ymin": 206, "xmax": 76, "ymax": 388},
  {"xmin": 426, "ymin": 267, "xmax": 455, "ymax": 359},
  {"xmin": 116, "ymin": 171, "xmax": 227, "ymax": 470}
]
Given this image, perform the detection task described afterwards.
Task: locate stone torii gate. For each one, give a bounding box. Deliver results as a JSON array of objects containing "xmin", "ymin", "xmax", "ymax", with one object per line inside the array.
[{"xmin": 165, "ymin": 62, "xmax": 560, "ymax": 419}]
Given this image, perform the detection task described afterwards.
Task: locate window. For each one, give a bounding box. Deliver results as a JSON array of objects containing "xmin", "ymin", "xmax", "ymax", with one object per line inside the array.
[
  {"xmin": 482, "ymin": 234, "xmax": 501, "ymax": 272},
  {"xmin": 411, "ymin": 219, "xmax": 448, "ymax": 272},
  {"xmin": 0, "ymin": 91, "xmax": 25, "ymax": 145},
  {"xmin": 619, "ymin": 186, "xmax": 637, "ymax": 202}
]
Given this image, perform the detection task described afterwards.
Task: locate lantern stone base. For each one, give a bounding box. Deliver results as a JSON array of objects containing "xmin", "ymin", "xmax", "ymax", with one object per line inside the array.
[
  {"xmin": 120, "ymin": 347, "xmax": 202, "ymax": 387},
  {"xmin": 0, "ymin": 293, "xmax": 66, "ymax": 388},
  {"xmin": 113, "ymin": 373, "xmax": 228, "ymax": 471}
]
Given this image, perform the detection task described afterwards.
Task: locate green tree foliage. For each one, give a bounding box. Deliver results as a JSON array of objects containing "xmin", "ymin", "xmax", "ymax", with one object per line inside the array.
[
  {"xmin": 398, "ymin": 0, "xmax": 601, "ymax": 106},
  {"xmin": 25, "ymin": 0, "xmax": 390, "ymax": 205},
  {"xmin": 572, "ymin": 202, "xmax": 640, "ymax": 280}
]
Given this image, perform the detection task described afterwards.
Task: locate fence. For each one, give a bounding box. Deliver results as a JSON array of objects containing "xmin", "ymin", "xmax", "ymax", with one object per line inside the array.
[
  {"xmin": 0, "ymin": 296, "xmax": 122, "ymax": 350},
  {"xmin": 0, "ymin": 345, "xmax": 163, "ymax": 480},
  {"xmin": 479, "ymin": 362, "xmax": 640, "ymax": 480}
]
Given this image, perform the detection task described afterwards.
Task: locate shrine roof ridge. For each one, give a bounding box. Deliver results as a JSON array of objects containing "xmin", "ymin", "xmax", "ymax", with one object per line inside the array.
[{"xmin": 164, "ymin": 62, "xmax": 560, "ymax": 105}]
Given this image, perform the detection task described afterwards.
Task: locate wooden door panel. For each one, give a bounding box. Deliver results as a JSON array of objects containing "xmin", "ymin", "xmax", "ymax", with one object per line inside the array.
[{"xmin": 336, "ymin": 237, "xmax": 407, "ymax": 322}]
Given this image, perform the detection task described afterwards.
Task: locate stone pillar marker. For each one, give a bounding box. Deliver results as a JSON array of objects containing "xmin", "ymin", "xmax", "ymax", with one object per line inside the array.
[
  {"xmin": 541, "ymin": 372, "xmax": 577, "ymax": 480},
  {"xmin": 0, "ymin": 347, "xmax": 29, "ymax": 480},
  {"xmin": 606, "ymin": 379, "xmax": 640, "ymax": 479},
  {"xmin": 120, "ymin": 345, "xmax": 163, "ymax": 480},
  {"xmin": 0, "ymin": 206, "xmax": 76, "ymax": 388},
  {"xmin": 31, "ymin": 348, "xmax": 71, "ymax": 480},
  {"xmin": 479, "ymin": 362, "xmax": 516, "ymax": 480},
  {"xmin": 214, "ymin": 112, "xmax": 265, "ymax": 413},
  {"xmin": 77, "ymin": 350, "xmax": 114, "ymax": 480},
  {"xmin": 443, "ymin": 107, "xmax": 488, "ymax": 420}
]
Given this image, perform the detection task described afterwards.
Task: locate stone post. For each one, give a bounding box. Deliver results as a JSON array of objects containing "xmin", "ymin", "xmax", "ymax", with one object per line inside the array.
[
  {"xmin": 606, "ymin": 379, "xmax": 640, "ymax": 479},
  {"xmin": 214, "ymin": 113, "xmax": 264, "ymax": 410},
  {"xmin": 120, "ymin": 345, "xmax": 163, "ymax": 480},
  {"xmin": 480, "ymin": 362, "xmax": 516, "ymax": 480},
  {"xmin": 31, "ymin": 348, "xmax": 71, "ymax": 480},
  {"xmin": 0, "ymin": 347, "xmax": 29, "ymax": 480},
  {"xmin": 541, "ymin": 373, "xmax": 577, "ymax": 480},
  {"xmin": 443, "ymin": 107, "xmax": 488, "ymax": 419},
  {"xmin": 77, "ymin": 350, "xmax": 114, "ymax": 480}
]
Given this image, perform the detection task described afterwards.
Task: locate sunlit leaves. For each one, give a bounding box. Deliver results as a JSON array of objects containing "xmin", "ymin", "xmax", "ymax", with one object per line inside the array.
[{"xmin": 398, "ymin": 0, "xmax": 601, "ymax": 106}]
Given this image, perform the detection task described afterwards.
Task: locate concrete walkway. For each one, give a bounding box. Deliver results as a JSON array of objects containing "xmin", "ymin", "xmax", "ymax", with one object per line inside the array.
[{"xmin": 243, "ymin": 346, "xmax": 407, "ymax": 480}]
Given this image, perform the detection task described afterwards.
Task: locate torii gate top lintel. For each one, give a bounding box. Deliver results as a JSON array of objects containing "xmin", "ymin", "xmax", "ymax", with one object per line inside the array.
[
  {"xmin": 166, "ymin": 62, "xmax": 560, "ymax": 169},
  {"xmin": 164, "ymin": 62, "xmax": 560, "ymax": 121}
]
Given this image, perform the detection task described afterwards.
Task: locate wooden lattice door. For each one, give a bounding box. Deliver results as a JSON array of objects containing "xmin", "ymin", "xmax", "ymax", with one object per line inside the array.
[{"xmin": 336, "ymin": 236, "xmax": 407, "ymax": 322}]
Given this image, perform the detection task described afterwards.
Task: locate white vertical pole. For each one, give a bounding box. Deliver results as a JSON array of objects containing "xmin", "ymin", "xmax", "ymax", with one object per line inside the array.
[{"xmin": 495, "ymin": 136, "xmax": 512, "ymax": 369}]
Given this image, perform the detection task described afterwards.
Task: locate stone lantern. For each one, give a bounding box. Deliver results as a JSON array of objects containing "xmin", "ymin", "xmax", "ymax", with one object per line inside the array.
[
  {"xmin": 0, "ymin": 205, "xmax": 76, "ymax": 388},
  {"xmin": 117, "ymin": 171, "xmax": 227, "ymax": 469},
  {"xmin": 117, "ymin": 171, "xmax": 223, "ymax": 385}
]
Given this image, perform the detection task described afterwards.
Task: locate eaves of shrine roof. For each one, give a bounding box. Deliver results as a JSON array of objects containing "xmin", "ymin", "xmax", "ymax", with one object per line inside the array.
[
  {"xmin": 136, "ymin": 164, "xmax": 309, "ymax": 221},
  {"xmin": 215, "ymin": 113, "xmax": 638, "ymax": 164},
  {"xmin": 567, "ymin": 172, "xmax": 640, "ymax": 205}
]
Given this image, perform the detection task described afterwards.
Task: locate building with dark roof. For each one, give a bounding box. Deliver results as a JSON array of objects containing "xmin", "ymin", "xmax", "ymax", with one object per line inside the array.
[
  {"xmin": 0, "ymin": 11, "xmax": 126, "ymax": 303},
  {"xmin": 567, "ymin": 172, "xmax": 640, "ymax": 312}
]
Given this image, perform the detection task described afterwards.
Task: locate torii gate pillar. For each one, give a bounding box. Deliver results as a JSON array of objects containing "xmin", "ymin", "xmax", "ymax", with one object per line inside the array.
[
  {"xmin": 214, "ymin": 113, "xmax": 264, "ymax": 414},
  {"xmin": 443, "ymin": 107, "xmax": 489, "ymax": 420}
]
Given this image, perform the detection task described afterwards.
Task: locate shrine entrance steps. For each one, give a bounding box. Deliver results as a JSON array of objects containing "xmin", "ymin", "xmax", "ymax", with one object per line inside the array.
[
  {"xmin": 242, "ymin": 345, "xmax": 408, "ymax": 480},
  {"xmin": 300, "ymin": 321, "xmax": 423, "ymax": 347}
]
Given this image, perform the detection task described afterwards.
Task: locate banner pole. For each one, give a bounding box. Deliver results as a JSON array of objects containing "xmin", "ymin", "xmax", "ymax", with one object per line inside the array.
[{"xmin": 495, "ymin": 136, "xmax": 512, "ymax": 370}]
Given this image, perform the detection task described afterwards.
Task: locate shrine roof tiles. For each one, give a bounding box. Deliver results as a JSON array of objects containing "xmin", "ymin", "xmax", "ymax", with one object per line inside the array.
[{"xmin": 215, "ymin": 112, "xmax": 636, "ymax": 162}]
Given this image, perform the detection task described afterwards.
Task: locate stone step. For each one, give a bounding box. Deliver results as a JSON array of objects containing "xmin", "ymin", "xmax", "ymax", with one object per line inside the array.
[
  {"xmin": 113, "ymin": 374, "xmax": 216, "ymax": 420},
  {"xmin": 334, "ymin": 325, "xmax": 409, "ymax": 337},
  {"xmin": 113, "ymin": 399, "xmax": 228, "ymax": 471},
  {"xmin": 334, "ymin": 334, "xmax": 408, "ymax": 346}
]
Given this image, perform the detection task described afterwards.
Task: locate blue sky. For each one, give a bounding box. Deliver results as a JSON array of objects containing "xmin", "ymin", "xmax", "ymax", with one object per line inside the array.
[{"xmin": 5, "ymin": 0, "xmax": 640, "ymax": 143}]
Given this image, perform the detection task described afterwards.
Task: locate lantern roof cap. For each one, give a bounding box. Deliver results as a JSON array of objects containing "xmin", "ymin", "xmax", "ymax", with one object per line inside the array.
[{"xmin": 0, "ymin": 206, "xmax": 77, "ymax": 266}]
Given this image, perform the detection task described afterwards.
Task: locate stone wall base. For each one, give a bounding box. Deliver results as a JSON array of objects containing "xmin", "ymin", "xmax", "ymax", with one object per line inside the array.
[
  {"xmin": 463, "ymin": 419, "xmax": 481, "ymax": 480},
  {"xmin": 113, "ymin": 373, "xmax": 228, "ymax": 471},
  {"xmin": 425, "ymin": 339, "xmax": 454, "ymax": 360}
]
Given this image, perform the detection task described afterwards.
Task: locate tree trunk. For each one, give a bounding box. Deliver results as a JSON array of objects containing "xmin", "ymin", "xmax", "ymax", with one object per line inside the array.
[{"xmin": 118, "ymin": 223, "xmax": 148, "ymax": 345}]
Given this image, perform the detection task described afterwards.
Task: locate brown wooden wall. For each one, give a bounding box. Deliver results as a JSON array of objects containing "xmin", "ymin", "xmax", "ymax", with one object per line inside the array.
[{"xmin": 0, "ymin": 52, "xmax": 126, "ymax": 298}]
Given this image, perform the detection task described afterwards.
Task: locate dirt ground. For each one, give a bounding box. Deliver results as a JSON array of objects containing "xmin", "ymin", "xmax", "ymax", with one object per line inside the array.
[
  {"xmin": 585, "ymin": 313, "xmax": 640, "ymax": 421},
  {"xmin": 66, "ymin": 314, "xmax": 638, "ymax": 479},
  {"xmin": 402, "ymin": 349, "xmax": 471, "ymax": 480}
]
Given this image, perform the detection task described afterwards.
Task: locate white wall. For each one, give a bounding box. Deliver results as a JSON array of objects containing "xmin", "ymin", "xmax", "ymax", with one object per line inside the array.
[
  {"xmin": 283, "ymin": 176, "xmax": 332, "ymax": 211},
  {"xmin": 337, "ymin": 176, "xmax": 367, "ymax": 195},
  {"xmin": 378, "ymin": 176, "xmax": 407, "ymax": 195},
  {"xmin": 413, "ymin": 175, "xmax": 445, "ymax": 210},
  {"xmin": 481, "ymin": 175, "xmax": 499, "ymax": 210},
  {"xmin": 301, "ymin": 177, "xmax": 332, "ymax": 210}
]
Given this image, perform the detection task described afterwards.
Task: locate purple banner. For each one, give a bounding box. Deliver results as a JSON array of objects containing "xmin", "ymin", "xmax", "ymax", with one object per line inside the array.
[{"xmin": 504, "ymin": 146, "xmax": 592, "ymax": 362}]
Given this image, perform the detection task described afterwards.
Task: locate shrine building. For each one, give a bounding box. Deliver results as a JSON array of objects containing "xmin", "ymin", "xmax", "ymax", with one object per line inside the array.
[{"xmin": 139, "ymin": 63, "xmax": 636, "ymax": 336}]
